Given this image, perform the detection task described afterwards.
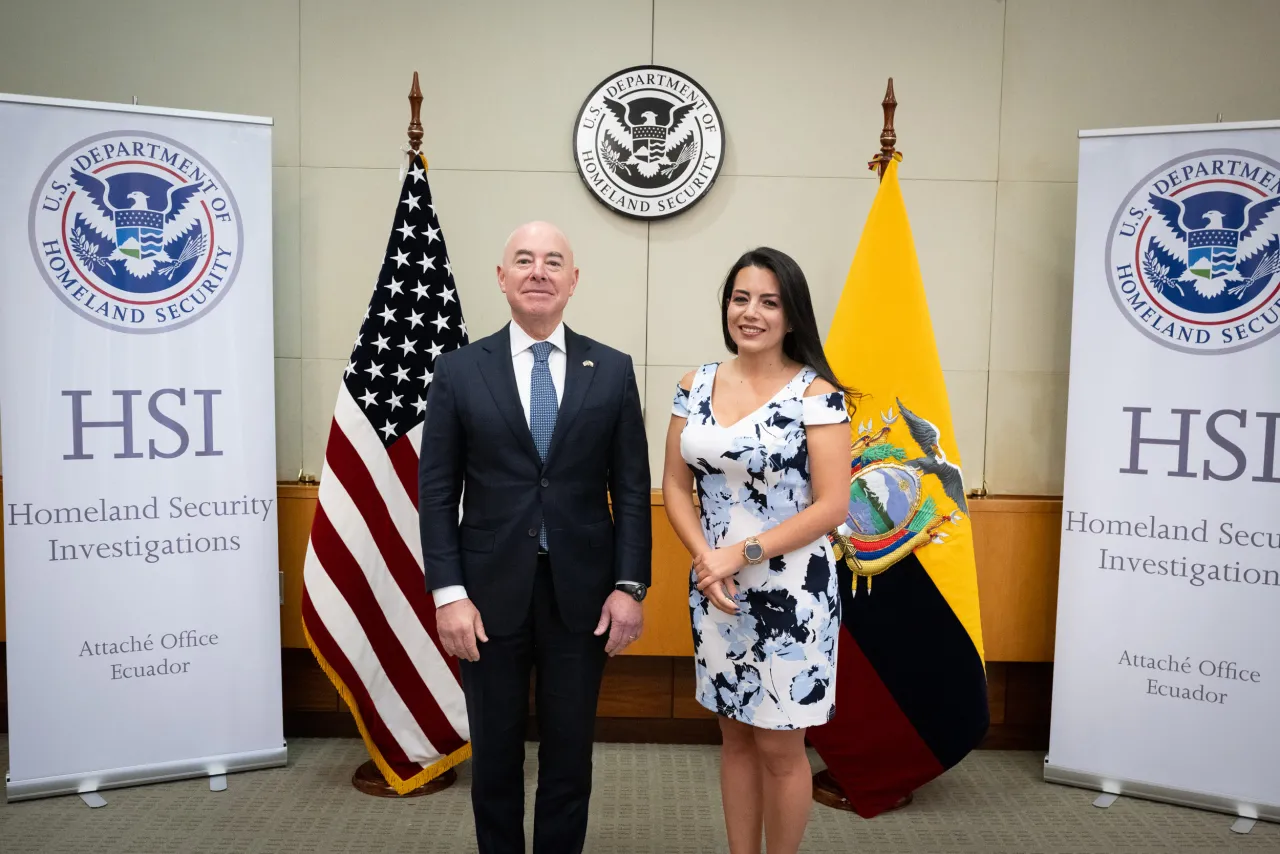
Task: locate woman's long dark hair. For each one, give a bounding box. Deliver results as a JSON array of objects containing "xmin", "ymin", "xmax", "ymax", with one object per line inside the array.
[{"xmin": 720, "ymin": 247, "xmax": 857, "ymax": 408}]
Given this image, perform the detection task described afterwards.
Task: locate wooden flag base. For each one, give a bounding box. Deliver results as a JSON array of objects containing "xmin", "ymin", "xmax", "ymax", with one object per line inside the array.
[
  {"xmin": 351, "ymin": 761, "xmax": 457, "ymax": 798},
  {"xmin": 812, "ymin": 770, "xmax": 914, "ymax": 813}
]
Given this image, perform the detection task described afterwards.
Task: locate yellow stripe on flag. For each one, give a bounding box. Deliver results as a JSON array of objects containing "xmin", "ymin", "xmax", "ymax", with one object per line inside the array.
[{"xmin": 824, "ymin": 159, "xmax": 985, "ymax": 661}]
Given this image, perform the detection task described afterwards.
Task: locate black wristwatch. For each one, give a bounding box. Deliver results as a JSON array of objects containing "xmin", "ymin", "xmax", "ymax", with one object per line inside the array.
[{"xmin": 615, "ymin": 581, "xmax": 647, "ymax": 602}]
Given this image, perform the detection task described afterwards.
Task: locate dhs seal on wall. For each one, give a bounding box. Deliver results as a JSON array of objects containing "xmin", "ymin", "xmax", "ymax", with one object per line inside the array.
[
  {"xmin": 573, "ymin": 65, "xmax": 724, "ymax": 220},
  {"xmin": 1107, "ymin": 148, "xmax": 1280, "ymax": 354},
  {"xmin": 29, "ymin": 131, "xmax": 243, "ymax": 334}
]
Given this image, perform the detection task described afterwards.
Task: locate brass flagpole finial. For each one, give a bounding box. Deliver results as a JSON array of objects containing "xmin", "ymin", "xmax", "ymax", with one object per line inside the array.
[
  {"xmin": 868, "ymin": 77, "xmax": 898, "ymax": 181},
  {"xmin": 407, "ymin": 71, "xmax": 424, "ymax": 153}
]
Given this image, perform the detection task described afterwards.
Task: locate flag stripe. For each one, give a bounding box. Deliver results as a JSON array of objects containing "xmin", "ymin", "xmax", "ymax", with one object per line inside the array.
[
  {"xmin": 808, "ymin": 624, "xmax": 944, "ymax": 818},
  {"xmin": 302, "ymin": 553, "xmax": 431, "ymax": 766},
  {"xmin": 394, "ymin": 426, "xmax": 463, "ymax": 682},
  {"xmin": 309, "ymin": 506, "xmax": 466, "ymax": 759},
  {"xmin": 842, "ymin": 554, "xmax": 988, "ymax": 768},
  {"xmin": 329, "ymin": 392, "xmax": 458, "ymax": 684},
  {"xmin": 324, "ymin": 424, "xmax": 437, "ymax": 640},
  {"xmin": 302, "ymin": 591, "xmax": 412, "ymax": 767},
  {"xmin": 334, "ymin": 387, "xmax": 424, "ymax": 567},
  {"xmin": 405, "ymin": 422, "xmax": 423, "ymax": 457},
  {"xmin": 318, "ymin": 451, "xmax": 466, "ymax": 731},
  {"xmin": 303, "ymin": 589, "xmax": 456, "ymax": 784},
  {"xmin": 388, "ymin": 431, "xmax": 422, "ymax": 510}
]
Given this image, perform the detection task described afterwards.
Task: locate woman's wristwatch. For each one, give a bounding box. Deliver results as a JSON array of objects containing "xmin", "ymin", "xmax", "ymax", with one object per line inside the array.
[{"xmin": 742, "ymin": 537, "xmax": 765, "ymax": 565}]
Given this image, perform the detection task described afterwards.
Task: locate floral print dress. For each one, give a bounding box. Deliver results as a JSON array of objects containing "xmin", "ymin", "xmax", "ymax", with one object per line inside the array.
[{"xmin": 674, "ymin": 363, "xmax": 849, "ymax": 730}]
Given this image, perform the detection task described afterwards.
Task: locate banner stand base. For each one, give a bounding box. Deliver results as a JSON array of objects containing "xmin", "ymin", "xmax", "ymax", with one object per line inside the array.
[
  {"xmin": 1231, "ymin": 818, "xmax": 1256, "ymax": 835},
  {"xmin": 79, "ymin": 793, "xmax": 107, "ymax": 809},
  {"xmin": 1045, "ymin": 761, "xmax": 1278, "ymax": 824},
  {"xmin": 209, "ymin": 775, "xmax": 227, "ymax": 793},
  {"xmin": 7, "ymin": 745, "xmax": 286, "ymax": 803},
  {"xmin": 1092, "ymin": 793, "xmax": 1119, "ymax": 809}
]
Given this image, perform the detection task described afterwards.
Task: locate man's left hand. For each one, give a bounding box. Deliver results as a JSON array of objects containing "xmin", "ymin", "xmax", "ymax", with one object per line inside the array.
[{"xmin": 594, "ymin": 591, "xmax": 644, "ymax": 656}]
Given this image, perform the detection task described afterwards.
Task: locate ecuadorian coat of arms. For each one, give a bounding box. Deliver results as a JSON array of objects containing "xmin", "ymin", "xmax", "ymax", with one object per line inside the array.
[{"xmin": 830, "ymin": 398, "xmax": 967, "ymax": 593}]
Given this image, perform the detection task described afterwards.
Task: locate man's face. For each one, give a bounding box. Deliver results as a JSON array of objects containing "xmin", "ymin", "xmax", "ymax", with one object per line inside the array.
[{"xmin": 496, "ymin": 223, "xmax": 579, "ymax": 322}]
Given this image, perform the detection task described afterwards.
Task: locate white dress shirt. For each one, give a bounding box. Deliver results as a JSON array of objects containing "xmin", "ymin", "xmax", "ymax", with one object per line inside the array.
[{"xmin": 433, "ymin": 322, "xmax": 566, "ymax": 608}]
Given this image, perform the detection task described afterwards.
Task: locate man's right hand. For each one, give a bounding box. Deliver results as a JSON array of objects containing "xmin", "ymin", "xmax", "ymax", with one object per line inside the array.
[{"xmin": 436, "ymin": 598, "xmax": 488, "ymax": 662}]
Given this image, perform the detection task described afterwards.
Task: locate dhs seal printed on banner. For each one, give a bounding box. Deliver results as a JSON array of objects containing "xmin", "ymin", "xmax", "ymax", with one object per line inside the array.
[
  {"xmin": 573, "ymin": 65, "xmax": 724, "ymax": 220},
  {"xmin": 29, "ymin": 131, "xmax": 243, "ymax": 333},
  {"xmin": 1107, "ymin": 149, "xmax": 1280, "ymax": 354}
]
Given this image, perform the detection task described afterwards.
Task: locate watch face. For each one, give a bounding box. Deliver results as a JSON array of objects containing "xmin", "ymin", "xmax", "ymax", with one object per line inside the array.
[{"xmin": 745, "ymin": 542, "xmax": 764, "ymax": 561}]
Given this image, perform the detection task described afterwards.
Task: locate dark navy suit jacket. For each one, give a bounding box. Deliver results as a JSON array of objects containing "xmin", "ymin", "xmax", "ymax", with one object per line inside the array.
[{"xmin": 418, "ymin": 323, "xmax": 651, "ymax": 634}]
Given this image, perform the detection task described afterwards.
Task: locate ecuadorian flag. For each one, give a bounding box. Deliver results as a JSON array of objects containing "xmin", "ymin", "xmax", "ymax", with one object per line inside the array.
[{"xmin": 806, "ymin": 156, "xmax": 989, "ymax": 817}]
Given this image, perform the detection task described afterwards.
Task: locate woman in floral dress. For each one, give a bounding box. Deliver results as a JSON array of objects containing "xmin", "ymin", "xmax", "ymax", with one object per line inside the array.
[{"xmin": 662, "ymin": 247, "xmax": 853, "ymax": 854}]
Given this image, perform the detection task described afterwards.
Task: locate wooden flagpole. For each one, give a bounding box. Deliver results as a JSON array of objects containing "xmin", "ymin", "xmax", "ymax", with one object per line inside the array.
[{"xmin": 869, "ymin": 77, "xmax": 898, "ymax": 180}]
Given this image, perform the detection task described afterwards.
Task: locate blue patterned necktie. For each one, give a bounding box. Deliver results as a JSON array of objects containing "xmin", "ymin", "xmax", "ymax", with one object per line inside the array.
[{"xmin": 529, "ymin": 340, "xmax": 558, "ymax": 549}]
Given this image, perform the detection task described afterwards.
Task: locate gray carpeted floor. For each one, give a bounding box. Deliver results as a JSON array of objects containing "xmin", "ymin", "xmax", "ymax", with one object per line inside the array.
[{"xmin": 1, "ymin": 737, "xmax": 1277, "ymax": 853}]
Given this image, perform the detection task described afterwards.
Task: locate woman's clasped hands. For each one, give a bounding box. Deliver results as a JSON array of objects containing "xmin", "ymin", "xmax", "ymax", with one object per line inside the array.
[{"xmin": 693, "ymin": 545, "xmax": 747, "ymax": 615}]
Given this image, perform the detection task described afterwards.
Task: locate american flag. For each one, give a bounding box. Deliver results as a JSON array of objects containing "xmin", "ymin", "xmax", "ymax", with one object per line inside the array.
[{"xmin": 301, "ymin": 153, "xmax": 471, "ymax": 792}]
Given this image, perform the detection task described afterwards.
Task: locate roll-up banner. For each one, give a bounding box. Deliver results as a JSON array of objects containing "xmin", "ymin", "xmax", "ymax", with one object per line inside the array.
[
  {"xmin": 1048, "ymin": 119, "xmax": 1280, "ymax": 820},
  {"xmin": 0, "ymin": 94, "xmax": 285, "ymax": 801}
]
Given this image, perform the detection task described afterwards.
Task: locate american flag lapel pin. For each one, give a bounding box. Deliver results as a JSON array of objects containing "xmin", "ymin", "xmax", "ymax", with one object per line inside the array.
[{"xmin": 583, "ymin": 360, "xmax": 594, "ymax": 368}]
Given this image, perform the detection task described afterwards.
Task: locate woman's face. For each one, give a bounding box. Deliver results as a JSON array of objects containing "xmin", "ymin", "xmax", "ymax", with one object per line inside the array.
[{"xmin": 726, "ymin": 265, "xmax": 788, "ymax": 356}]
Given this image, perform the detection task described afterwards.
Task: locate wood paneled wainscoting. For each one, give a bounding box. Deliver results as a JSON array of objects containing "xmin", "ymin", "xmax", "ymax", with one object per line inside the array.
[{"xmin": 0, "ymin": 481, "xmax": 1062, "ymax": 748}]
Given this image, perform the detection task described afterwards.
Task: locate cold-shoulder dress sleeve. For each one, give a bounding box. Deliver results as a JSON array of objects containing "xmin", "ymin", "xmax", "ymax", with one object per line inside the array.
[
  {"xmin": 672, "ymin": 383, "xmax": 691, "ymax": 418},
  {"xmin": 802, "ymin": 389, "xmax": 850, "ymax": 426}
]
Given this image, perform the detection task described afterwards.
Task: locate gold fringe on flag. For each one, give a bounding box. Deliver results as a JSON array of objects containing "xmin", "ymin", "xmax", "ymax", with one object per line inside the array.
[{"xmin": 302, "ymin": 614, "xmax": 471, "ymax": 795}]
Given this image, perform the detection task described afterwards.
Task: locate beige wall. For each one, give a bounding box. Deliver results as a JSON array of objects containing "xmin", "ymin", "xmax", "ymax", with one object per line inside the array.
[{"xmin": 3, "ymin": 0, "xmax": 1280, "ymax": 494}]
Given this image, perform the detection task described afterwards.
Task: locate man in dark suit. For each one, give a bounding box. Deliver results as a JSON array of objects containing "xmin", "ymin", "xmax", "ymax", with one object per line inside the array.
[{"xmin": 418, "ymin": 221, "xmax": 651, "ymax": 854}]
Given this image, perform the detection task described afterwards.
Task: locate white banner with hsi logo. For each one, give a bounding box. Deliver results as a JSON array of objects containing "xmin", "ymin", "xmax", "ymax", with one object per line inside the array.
[
  {"xmin": 1047, "ymin": 120, "xmax": 1280, "ymax": 821},
  {"xmin": 0, "ymin": 94, "xmax": 284, "ymax": 801}
]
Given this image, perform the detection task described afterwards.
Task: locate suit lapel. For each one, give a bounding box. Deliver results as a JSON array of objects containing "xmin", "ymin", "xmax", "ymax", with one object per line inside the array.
[
  {"xmin": 547, "ymin": 327, "xmax": 597, "ymax": 464},
  {"xmin": 481, "ymin": 324, "xmax": 540, "ymax": 463}
]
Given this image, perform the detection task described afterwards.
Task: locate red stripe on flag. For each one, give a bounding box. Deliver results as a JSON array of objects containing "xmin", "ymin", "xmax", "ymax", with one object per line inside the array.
[
  {"xmin": 388, "ymin": 432, "xmax": 420, "ymax": 510},
  {"xmin": 387, "ymin": 434, "xmax": 460, "ymax": 681},
  {"xmin": 849, "ymin": 531, "xmax": 909, "ymax": 552},
  {"xmin": 806, "ymin": 625, "xmax": 943, "ymax": 818},
  {"xmin": 301, "ymin": 590, "xmax": 413, "ymax": 768},
  {"xmin": 326, "ymin": 427, "xmax": 461, "ymax": 681},
  {"xmin": 310, "ymin": 506, "xmax": 466, "ymax": 757},
  {"xmin": 325, "ymin": 425, "xmax": 439, "ymax": 642}
]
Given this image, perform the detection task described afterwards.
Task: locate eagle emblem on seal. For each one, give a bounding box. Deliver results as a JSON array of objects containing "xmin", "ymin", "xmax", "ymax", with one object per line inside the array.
[{"xmin": 599, "ymin": 96, "xmax": 700, "ymax": 181}]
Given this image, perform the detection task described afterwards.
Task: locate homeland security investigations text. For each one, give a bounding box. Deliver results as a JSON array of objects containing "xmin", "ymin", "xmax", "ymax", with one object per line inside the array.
[
  {"xmin": 1064, "ymin": 510, "xmax": 1280, "ymax": 589},
  {"xmin": 5, "ymin": 494, "xmax": 274, "ymax": 565},
  {"xmin": 7, "ymin": 494, "xmax": 275, "ymax": 525}
]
